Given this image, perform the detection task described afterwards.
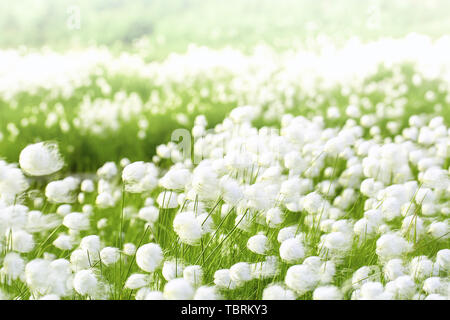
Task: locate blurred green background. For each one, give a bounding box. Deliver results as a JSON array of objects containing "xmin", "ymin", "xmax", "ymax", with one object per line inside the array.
[{"xmin": 2, "ymin": 0, "xmax": 450, "ymax": 58}]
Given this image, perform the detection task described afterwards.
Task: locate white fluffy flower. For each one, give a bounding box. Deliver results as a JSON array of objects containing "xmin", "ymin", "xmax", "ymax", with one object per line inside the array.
[
  {"xmin": 122, "ymin": 161, "xmax": 158, "ymax": 193},
  {"xmin": 376, "ymin": 234, "xmax": 412, "ymax": 261},
  {"xmin": 0, "ymin": 161, "xmax": 29, "ymax": 196},
  {"xmin": 285, "ymin": 265, "xmax": 320, "ymax": 295},
  {"xmin": 53, "ymin": 234, "xmax": 74, "ymax": 250},
  {"xmin": 313, "ymin": 285, "xmax": 343, "ymax": 300},
  {"xmin": 73, "ymin": 270, "xmax": 98, "ymax": 295},
  {"xmin": 194, "ymin": 286, "xmax": 222, "ymax": 300},
  {"xmin": 100, "ymin": 247, "xmax": 120, "ymax": 265},
  {"xmin": 214, "ymin": 269, "xmax": 238, "ymax": 289},
  {"xmin": 247, "ymin": 234, "xmax": 270, "ymax": 255},
  {"xmin": 157, "ymin": 191, "xmax": 179, "ymax": 209},
  {"xmin": 19, "ymin": 142, "xmax": 64, "ymax": 176},
  {"xmin": 436, "ymin": 249, "xmax": 450, "ymax": 271},
  {"xmin": 163, "ymin": 278, "xmax": 194, "ymax": 300},
  {"xmin": 1, "ymin": 252, "xmax": 25, "ymax": 280},
  {"xmin": 138, "ymin": 206, "xmax": 159, "ymax": 224},
  {"xmin": 385, "ymin": 275, "xmax": 416, "ymax": 299},
  {"xmin": 262, "ymin": 284, "xmax": 296, "ymax": 300},
  {"xmin": 383, "ymin": 259, "xmax": 406, "ymax": 281},
  {"xmin": 9, "ymin": 229, "xmax": 34, "ymax": 253},
  {"xmin": 136, "ymin": 243, "xmax": 163, "ymax": 273},
  {"xmin": 173, "ymin": 211, "xmax": 202, "ymax": 245},
  {"xmin": 97, "ymin": 162, "xmax": 118, "ymax": 180},
  {"xmin": 279, "ymin": 238, "xmax": 305, "ymax": 263},
  {"xmin": 63, "ymin": 212, "xmax": 90, "ymax": 231},
  {"xmin": 229, "ymin": 262, "xmax": 252, "ymax": 283},
  {"xmin": 124, "ymin": 274, "xmax": 149, "ymax": 290},
  {"xmin": 183, "ymin": 265, "xmax": 203, "ymax": 286},
  {"xmin": 45, "ymin": 177, "xmax": 79, "ymax": 203},
  {"xmin": 162, "ymin": 260, "xmax": 185, "ymax": 281},
  {"xmin": 159, "ymin": 168, "xmax": 191, "ymax": 190}
]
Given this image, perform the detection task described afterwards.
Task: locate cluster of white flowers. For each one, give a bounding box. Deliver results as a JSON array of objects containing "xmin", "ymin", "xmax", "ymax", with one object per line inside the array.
[{"xmin": 0, "ymin": 34, "xmax": 449, "ymax": 300}]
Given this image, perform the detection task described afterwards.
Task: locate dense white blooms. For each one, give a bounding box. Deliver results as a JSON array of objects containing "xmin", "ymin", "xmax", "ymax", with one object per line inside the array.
[
  {"xmin": 1, "ymin": 37, "xmax": 450, "ymax": 300},
  {"xmin": 383, "ymin": 259, "xmax": 406, "ymax": 281},
  {"xmin": 385, "ymin": 276, "xmax": 416, "ymax": 299},
  {"xmin": 376, "ymin": 234, "xmax": 412, "ymax": 261},
  {"xmin": 19, "ymin": 142, "xmax": 64, "ymax": 176},
  {"xmin": 97, "ymin": 162, "xmax": 118, "ymax": 180},
  {"xmin": 53, "ymin": 234, "xmax": 74, "ymax": 250},
  {"xmin": 123, "ymin": 243, "xmax": 136, "ymax": 256}
]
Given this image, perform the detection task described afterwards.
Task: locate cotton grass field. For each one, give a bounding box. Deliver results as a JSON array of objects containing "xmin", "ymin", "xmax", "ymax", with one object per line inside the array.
[{"xmin": 0, "ymin": 1, "xmax": 449, "ymax": 301}]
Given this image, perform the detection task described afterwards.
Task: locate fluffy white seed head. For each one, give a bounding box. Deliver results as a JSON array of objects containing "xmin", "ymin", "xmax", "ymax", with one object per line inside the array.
[
  {"xmin": 279, "ymin": 238, "xmax": 305, "ymax": 263},
  {"xmin": 313, "ymin": 285, "xmax": 343, "ymax": 300},
  {"xmin": 183, "ymin": 265, "xmax": 203, "ymax": 287},
  {"xmin": 173, "ymin": 211, "xmax": 202, "ymax": 245},
  {"xmin": 262, "ymin": 284, "xmax": 296, "ymax": 300},
  {"xmin": 285, "ymin": 265, "xmax": 320, "ymax": 295},
  {"xmin": 135, "ymin": 243, "xmax": 163, "ymax": 273},
  {"xmin": 19, "ymin": 142, "xmax": 64, "ymax": 176},
  {"xmin": 247, "ymin": 234, "xmax": 269, "ymax": 255},
  {"xmin": 163, "ymin": 278, "xmax": 194, "ymax": 300},
  {"xmin": 73, "ymin": 270, "xmax": 98, "ymax": 296}
]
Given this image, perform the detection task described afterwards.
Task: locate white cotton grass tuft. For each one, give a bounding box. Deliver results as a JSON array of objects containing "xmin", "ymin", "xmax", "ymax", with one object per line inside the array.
[
  {"xmin": 63, "ymin": 212, "xmax": 90, "ymax": 231},
  {"xmin": 285, "ymin": 264, "xmax": 320, "ymax": 295},
  {"xmin": 313, "ymin": 285, "xmax": 343, "ymax": 300},
  {"xmin": 213, "ymin": 269, "xmax": 239, "ymax": 289},
  {"xmin": 247, "ymin": 234, "xmax": 270, "ymax": 255},
  {"xmin": 122, "ymin": 161, "xmax": 158, "ymax": 193},
  {"xmin": 45, "ymin": 177, "xmax": 79, "ymax": 203},
  {"xmin": 162, "ymin": 260, "xmax": 185, "ymax": 281},
  {"xmin": 0, "ymin": 160, "xmax": 29, "ymax": 197},
  {"xmin": 279, "ymin": 237, "xmax": 305, "ymax": 263},
  {"xmin": 124, "ymin": 274, "xmax": 150, "ymax": 290},
  {"xmin": 99, "ymin": 247, "xmax": 120, "ymax": 265},
  {"xmin": 229, "ymin": 262, "xmax": 252, "ymax": 283},
  {"xmin": 135, "ymin": 243, "xmax": 164, "ymax": 273},
  {"xmin": 183, "ymin": 265, "xmax": 203, "ymax": 287},
  {"xmin": 73, "ymin": 269, "xmax": 98, "ymax": 296},
  {"xmin": 194, "ymin": 286, "xmax": 222, "ymax": 300},
  {"xmin": 173, "ymin": 211, "xmax": 202, "ymax": 245},
  {"xmin": 19, "ymin": 142, "xmax": 64, "ymax": 176},
  {"xmin": 163, "ymin": 278, "xmax": 194, "ymax": 300},
  {"xmin": 262, "ymin": 284, "xmax": 296, "ymax": 300}
]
